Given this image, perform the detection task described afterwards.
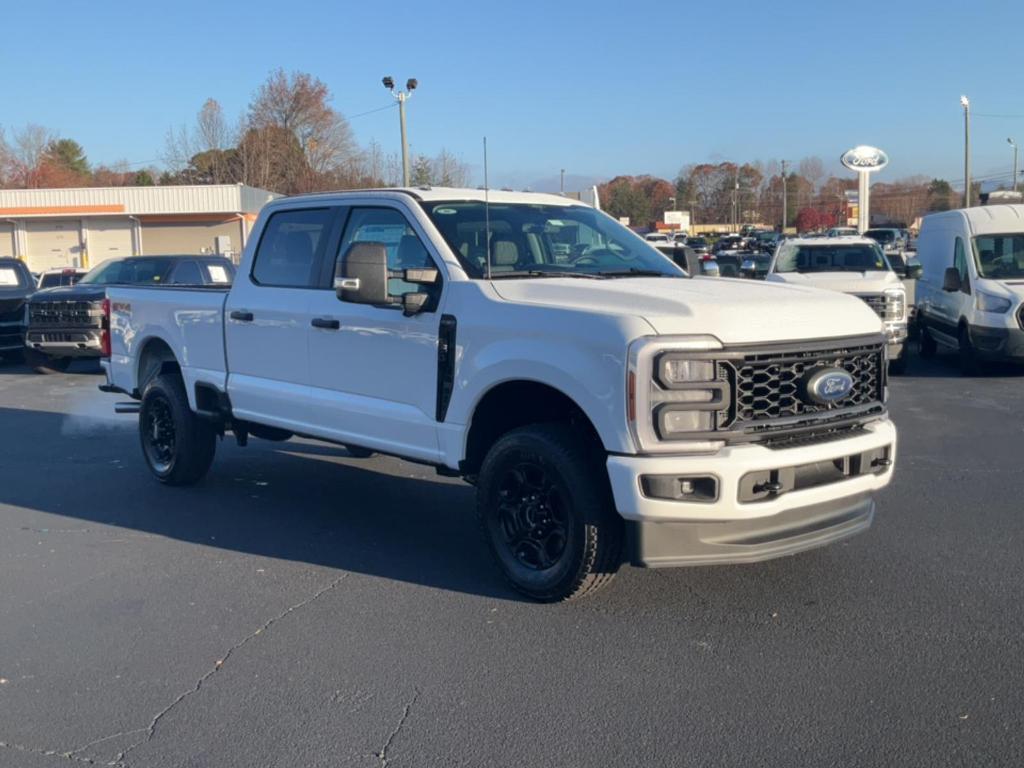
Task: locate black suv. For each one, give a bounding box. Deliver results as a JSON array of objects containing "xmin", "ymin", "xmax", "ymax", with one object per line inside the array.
[
  {"xmin": 0, "ymin": 258, "xmax": 34, "ymax": 362},
  {"xmin": 26, "ymin": 255, "xmax": 235, "ymax": 373}
]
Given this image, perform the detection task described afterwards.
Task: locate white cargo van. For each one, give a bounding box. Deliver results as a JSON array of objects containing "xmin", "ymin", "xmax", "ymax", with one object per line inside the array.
[{"xmin": 916, "ymin": 205, "xmax": 1024, "ymax": 372}]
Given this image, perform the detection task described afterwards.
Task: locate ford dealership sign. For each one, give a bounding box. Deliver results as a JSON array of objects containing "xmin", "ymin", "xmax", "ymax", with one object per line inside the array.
[{"xmin": 841, "ymin": 145, "xmax": 889, "ymax": 173}]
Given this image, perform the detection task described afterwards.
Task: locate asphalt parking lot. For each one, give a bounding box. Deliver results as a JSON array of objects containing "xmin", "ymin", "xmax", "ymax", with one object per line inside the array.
[{"xmin": 0, "ymin": 351, "xmax": 1021, "ymax": 768}]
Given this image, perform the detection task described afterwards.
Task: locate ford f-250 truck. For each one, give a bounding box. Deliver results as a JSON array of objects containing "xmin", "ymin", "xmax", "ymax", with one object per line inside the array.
[{"xmin": 101, "ymin": 188, "xmax": 897, "ymax": 601}]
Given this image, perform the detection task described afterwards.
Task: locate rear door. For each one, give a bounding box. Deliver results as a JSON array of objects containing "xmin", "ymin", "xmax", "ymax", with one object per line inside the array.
[
  {"xmin": 225, "ymin": 206, "xmax": 340, "ymax": 432},
  {"xmin": 305, "ymin": 205, "xmax": 445, "ymax": 462}
]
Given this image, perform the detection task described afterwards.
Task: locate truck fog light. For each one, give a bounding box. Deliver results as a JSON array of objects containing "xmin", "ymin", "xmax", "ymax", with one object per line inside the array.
[{"xmin": 640, "ymin": 474, "xmax": 718, "ymax": 502}]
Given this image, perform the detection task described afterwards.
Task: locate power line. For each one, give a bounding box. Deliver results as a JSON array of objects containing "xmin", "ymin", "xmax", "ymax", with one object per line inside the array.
[{"xmin": 344, "ymin": 103, "xmax": 398, "ymax": 120}]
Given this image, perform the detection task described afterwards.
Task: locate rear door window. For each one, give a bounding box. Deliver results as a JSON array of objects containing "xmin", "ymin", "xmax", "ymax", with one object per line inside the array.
[
  {"xmin": 253, "ymin": 208, "xmax": 333, "ymax": 288},
  {"xmin": 170, "ymin": 260, "xmax": 202, "ymax": 285}
]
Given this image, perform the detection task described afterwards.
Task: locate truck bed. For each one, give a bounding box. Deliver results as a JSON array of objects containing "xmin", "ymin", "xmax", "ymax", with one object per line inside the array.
[{"xmin": 106, "ymin": 285, "xmax": 230, "ymax": 403}]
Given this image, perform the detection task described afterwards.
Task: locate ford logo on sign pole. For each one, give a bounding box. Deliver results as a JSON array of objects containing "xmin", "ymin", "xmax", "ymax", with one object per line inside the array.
[
  {"xmin": 803, "ymin": 367, "xmax": 855, "ymax": 405},
  {"xmin": 840, "ymin": 145, "xmax": 888, "ymax": 234},
  {"xmin": 840, "ymin": 146, "xmax": 889, "ymax": 172}
]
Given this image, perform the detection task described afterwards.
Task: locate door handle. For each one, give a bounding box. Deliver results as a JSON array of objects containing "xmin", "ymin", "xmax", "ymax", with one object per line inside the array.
[
  {"xmin": 311, "ymin": 317, "xmax": 340, "ymax": 330},
  {"xmin": 230, "ymin": 310, "xmax": 254, "ymax": 322}
]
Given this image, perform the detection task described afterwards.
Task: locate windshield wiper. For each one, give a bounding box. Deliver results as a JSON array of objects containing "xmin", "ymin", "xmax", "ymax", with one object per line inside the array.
[
  {"xmin": 595, "ymin": 268, "xmax": 677, "ymax": 278},
  {"xmin": 488, "ymin": 270, "xmax": 606, "ymax": 279}
]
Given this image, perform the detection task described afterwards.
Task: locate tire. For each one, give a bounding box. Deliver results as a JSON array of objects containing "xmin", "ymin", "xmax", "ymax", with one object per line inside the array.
[
  {"xmin": 919, "ymin": 322, "xmax": 937, "ymax": 359},
  {"xmin": 477, "ymin": 424, "xmax": 622, "ymax": 602},
  {"xmin": 344, "ymin": 445, "xmax": 374, "ymax": 458},
  {"xmin": 958, "ymin": 325, "xmax": 983, "ymax": 376},
  {"xmin": 26, "ymin": 349, "xmax": 71, "ymax": 374},
  {"xmin": 888, "ymin": 347, "xmax": 908, "ymax": 376},
  {"xmin": 139, "ymin": 373, "xmax": 216, "ymax": 485}
]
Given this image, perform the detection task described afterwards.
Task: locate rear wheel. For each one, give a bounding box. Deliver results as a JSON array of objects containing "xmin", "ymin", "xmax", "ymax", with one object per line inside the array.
[
  {"xmin": 26, "ymin": 349, "xmax": 71, "ymax": 374},
  {"xmin": 139, "ymin": 373, "xmax": 216, "ymax": 485},
  {"xmin": 477, "ymin": 424, "xmax": 622, "ymax": 602}
]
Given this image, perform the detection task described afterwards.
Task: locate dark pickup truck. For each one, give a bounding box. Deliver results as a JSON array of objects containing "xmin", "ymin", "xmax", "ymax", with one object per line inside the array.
[
  {"xmin": 0, "ymin": 258, "xmax": 35, "ymax": 361},
  {"xmin": 26, "ymin": 255, "xmax": 235, "ymax": 372}
]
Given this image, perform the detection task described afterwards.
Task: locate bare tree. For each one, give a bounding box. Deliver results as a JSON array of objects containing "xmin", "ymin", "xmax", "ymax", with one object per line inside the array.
[
  {"xmin": 432, "ymin": 149, "xmax": 470, "ymax": 186},
  {"xmin": 246, "ymin": 69, "xmax": 356, "ymax": 191},
  {"xmin": 798, "ymin": 156, "xmax": 825, "ymax": 193},
  {"xmin": 8, "ymin": 124, "xmax": 56, "ymax": 187}
]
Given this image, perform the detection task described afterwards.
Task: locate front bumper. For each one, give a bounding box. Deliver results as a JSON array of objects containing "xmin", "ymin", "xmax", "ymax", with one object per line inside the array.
[
  {"xmin": 607, "ymin": 418, "xmax": 896, "ymax": 563},
  {"xmin": 970, "ymin": 324, "xmax": 1024, "ymax": 360},
  {"xmin": 0, "ymin": 321, "xmax": 25, "ymax": 352},
  {"xmin": 627, "ymin": 493, "xmax": 874, "ymax": 567},
  {"xmin": 25, "ymin": 328, "xmax": 102, "ymax": 358}
]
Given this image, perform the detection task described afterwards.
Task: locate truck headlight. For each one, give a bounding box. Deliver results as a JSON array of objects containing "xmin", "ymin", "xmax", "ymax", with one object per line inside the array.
[
  {"xmin": 975, "ymin": 290, "xmax": 1012, "ymax": 314},
  {"xmin": 627, "ymin": 336, "xmax": 728, "ymax": 453},
  {"xmin": 884, "ymin": 287, "xmax": 906, "ymax": 321}
]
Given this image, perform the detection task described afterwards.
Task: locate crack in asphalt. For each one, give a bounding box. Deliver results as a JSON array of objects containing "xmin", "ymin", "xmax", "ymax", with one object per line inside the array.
[
  {"xmin": 375, "ymin": 689, "xmax": 420, "ymax": 767},
  {"xmin": 111, "ymin": 571, "xmax": 351, "ymax": 767},
  {"xmin": 4, "ymin": 572, "xmax": 352, "ymax": 768},
  {"xmin": 0, "ymin": 738, "xmax": 104, "ymax": 765}
]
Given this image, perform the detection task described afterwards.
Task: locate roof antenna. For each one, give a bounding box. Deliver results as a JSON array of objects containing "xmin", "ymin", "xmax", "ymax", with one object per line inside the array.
[{"xmin": 483, "ymin": 136, "xmax": 492, "ymax": 280}]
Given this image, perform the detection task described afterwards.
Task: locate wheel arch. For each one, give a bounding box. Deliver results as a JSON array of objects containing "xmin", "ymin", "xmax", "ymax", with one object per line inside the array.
[
  {"xmin": 136, "ymin": 336, "xmax": 181, "ymax": 391},
  {"xmin": 461, "ymin": 379, "xmax": 605, "ymax": 476}
]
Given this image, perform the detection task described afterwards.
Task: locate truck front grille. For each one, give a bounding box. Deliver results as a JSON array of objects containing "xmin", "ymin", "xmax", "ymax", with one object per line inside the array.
[
  {"xmin": 29, "ymin": 300, "xmax": 103, "ymax": 329},
  {"xmin": 728, "ymin": 341, "xmax": 884, "ymax": 424}
]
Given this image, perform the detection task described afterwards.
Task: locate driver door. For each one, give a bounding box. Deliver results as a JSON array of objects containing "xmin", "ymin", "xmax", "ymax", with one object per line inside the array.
[{"xmin": 305, "ymin": 206, "xmax": 446, "ymax": 463}]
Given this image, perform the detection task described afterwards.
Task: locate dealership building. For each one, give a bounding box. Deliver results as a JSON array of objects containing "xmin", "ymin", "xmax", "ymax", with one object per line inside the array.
[{"xmin": 0, "ymin": 184, "xmax": 279, "ymax": 272}]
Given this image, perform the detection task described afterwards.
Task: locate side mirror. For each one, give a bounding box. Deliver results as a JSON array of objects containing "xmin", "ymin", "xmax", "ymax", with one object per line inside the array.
[
  {"xmin": 336, "ymin": 242, "xmax": 390, "ymax": 304},
  {"xmin": 907, "ymin": 261, "xmax": 923, "ymax": 280},
  {"xmin": 942, "ymin": 266, "xmax": 961, "ymax": 292}
]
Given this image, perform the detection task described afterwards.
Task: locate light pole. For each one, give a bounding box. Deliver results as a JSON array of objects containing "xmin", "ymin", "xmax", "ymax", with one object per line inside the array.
[
  {"xmin": 1009, "ymin": 138, "xmax": 1019, "ymax": 194},
  {"xmin": 780, "ymin": 160, "xmax": 788, "ymax": 232},
  {"xmin": 961, "ymin": 95, "xmax": 971, "ymax": 207},
  {"xmin": 382, "ymin": 76, "xmax": 418, "ymax": 186},
  {"xmin": 560, "ymin": 169, "xmax": 565, "ymax": 194}
]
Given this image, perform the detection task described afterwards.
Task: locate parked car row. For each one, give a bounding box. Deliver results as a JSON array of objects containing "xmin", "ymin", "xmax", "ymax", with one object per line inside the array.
[{"xmin": 0, "ymin": 255, "xmax": 235, "ymax": 372}]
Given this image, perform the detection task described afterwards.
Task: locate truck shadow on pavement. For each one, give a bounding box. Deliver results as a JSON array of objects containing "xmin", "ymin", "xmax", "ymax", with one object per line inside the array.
[{"xmin": 0, "ymin": 404, "xmax": 520, "ymax": 600}]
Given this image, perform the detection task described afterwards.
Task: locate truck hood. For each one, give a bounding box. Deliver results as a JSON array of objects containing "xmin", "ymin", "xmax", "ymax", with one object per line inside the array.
[
  {"xmin": 30, "ymin": 284, "xmax": 107, "ymax": 303},
  {"xmin": 490, "ymin": 276, "xmax": 883, "ymax": 345},
  {"xmin": 766, "ymin": 271, "xmax": 902, "ymax": 294}
]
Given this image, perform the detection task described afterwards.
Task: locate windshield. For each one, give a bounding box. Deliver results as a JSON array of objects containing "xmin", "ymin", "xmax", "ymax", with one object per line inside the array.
[
  {"xmin": 687, "ymin": 237, "xmax": 707, "ymax": 247},
  {"xmin": 422, "ymin": 201, "xmax": 684, "ymax": 278},
  {"xmin": 0, "ymin": 263, "xmax": 29, "ymax": 289},
  {"xmin": 80, "ymin": 258, "xmax": 177, "ymax": 285},
  {"xmin": 973, "ymin": 233, "xmax": 1024, "ymax": 279},
  {"xmin": 865, "ymin": 230, "xmax": 896, "ymax": 244},
  {"xmin": 774, "ymin": 243, "xmax": 890, "ymax": 273},
  {"xmin": 39, "ymin": 271, "xmax": 83, "ymax": 288}
]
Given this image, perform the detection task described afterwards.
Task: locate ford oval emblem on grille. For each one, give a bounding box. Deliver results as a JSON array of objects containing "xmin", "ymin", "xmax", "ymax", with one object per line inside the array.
[{"xmin": 802, "ymin": 367, "xmax": 854, "ymax": 405}]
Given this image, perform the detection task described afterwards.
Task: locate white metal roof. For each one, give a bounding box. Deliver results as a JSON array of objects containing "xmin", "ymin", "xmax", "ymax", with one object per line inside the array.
[
  {"xmin": 960, "ymin": 204, "xmax": 1024, "ymax": 235},
  {"xmin": 0, "ymin": 184, "xmax": 279, "ymax": 216},
  {"xmin": 289, "ymin": 186, "xmax": 584, "ymax": 207},
  {"xmin": 785, "ymin": 235, "xmax": 877, "ymax": 246}
]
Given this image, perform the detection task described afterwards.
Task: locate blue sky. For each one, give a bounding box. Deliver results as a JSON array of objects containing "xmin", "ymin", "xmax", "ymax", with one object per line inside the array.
[{"xmin": 3, "ymin": 0, "xmax": 1023, "ymax": 190}]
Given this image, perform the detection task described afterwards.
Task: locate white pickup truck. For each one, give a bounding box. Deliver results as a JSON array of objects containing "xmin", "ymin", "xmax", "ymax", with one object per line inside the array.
[
  {"xmin": 101, "ymin": 188, "xmax": 897, "ymax": 601},
  {"xmin": 766, "ymin": 236, "xmax": 920, "ymax": 374}
]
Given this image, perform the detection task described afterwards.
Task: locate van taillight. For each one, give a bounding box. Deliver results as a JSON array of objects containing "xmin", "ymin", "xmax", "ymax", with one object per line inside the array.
[{"xmin": 100, "ymin": 298, "xmax": 111, "ymax": 357}]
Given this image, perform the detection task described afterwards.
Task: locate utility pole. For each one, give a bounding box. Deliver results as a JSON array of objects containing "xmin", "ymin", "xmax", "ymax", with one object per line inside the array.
[
  {"xmin": 382, "ymin": 76, "xmax": 418, "ymax": 186},
  {"xmin": 1009, "ymin": 138, "xmax": 1019, "ymax": 194},
  {"xmin": 780, "ymin": 160, "xmax": 788, "ymax": 232},
  {"xmin": 733, "ymin": 166, "xmax": 740, "ymax": 230},
  {"xmin": 961, "ymin": 95, "xmax": 971, "ymax": 207},
  {"xmin": 560, "ymin": 169, "xmax": 565, "ymax": 194}
]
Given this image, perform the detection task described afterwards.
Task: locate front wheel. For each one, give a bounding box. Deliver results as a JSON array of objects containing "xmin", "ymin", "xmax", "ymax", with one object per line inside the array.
[
  {"xmin": 958, "ymin": 325, "xmax": 983, "ymax": 376},
  {"xmin": 888, "ymin": 346, "xmax": 909, "ymax": 376},
  {"xmin": 477, "ymin": 424, "xmax": 622, "ymax": 602},
  {"xmin": 139, "ymin": 373, "xmax": 216, "ymax": 485}
]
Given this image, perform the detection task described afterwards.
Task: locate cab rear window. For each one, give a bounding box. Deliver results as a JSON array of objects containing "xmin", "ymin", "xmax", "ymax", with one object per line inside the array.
[{"xmin": 0, "ymin": 266, "xmax": 26, "ymax": 287}]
